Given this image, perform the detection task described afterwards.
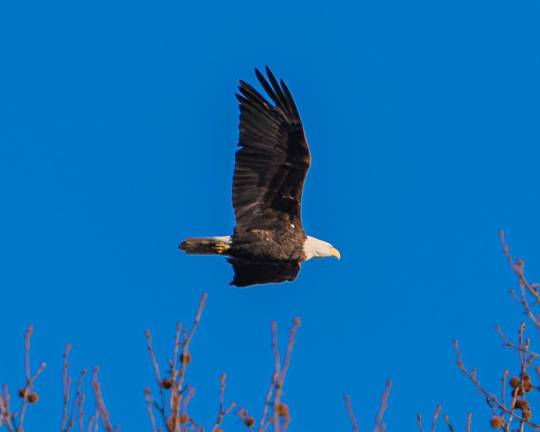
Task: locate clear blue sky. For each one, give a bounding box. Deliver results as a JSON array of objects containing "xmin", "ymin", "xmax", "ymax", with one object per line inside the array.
[{"xmin": 1, "ymin": 0, "xmax": 540, "ymax": 430}]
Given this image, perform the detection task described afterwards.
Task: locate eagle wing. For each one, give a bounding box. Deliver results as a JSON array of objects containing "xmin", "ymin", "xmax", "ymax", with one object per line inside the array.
[
  {"xmin": 228, "ymin": 258, "xmax": 301, "ymax": 287},
  {"xmin": 232, "ymin": 67, "xmax": 310, "ymax": 231}
]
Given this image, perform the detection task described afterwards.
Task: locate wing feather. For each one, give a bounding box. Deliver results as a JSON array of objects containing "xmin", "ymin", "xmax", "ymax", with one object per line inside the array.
[
  {"xmin": 232, "ymin": 67, "xmax": 311, "ymax": 231},
  {"xmin": 228, "ymin": 258, "xmax": 301, "ymax": 287}
]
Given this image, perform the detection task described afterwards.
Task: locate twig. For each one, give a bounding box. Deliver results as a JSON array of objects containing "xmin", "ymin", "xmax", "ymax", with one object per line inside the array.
[
  {"xmin": 271, "ymin": 321, "xmax": 281, "ymax": 384},
  {"xmin": 211, "ymin": 373, "xmax": 236, "ymax": 431},
  {"xmin": 453, "ymin": 339, "xmax": 540, "ymax": 429},
  {"xmin": 88, "ymin": 409, "xmax": 100, "ymax": 432},
  {"xmin": 430, "ymin": 405, "xmax": 441, "ymax": 432},
  {"xmin": 170, "ymin": 322, "xmax": 183, "ymax": 382},
  {"xmin": 2, "ymin": 385, "xmax": 14, "ymax": 432},
  {"xmin": 258, "ymin": 372, "xmax": 277, "ymax": 432},
  {"xmin": 171, "ymin": 293, "xmax": 208, "ymax": 430},
  {"xmin": 144, "ymin": 388, "xmax": 159, "ymax": 432},
  {"xmin": 237, "ymin": 408, "xmax": 256, "ymax": 430},
  {"xmin": 180, "ymin": 385, "xmax": 196, "ymax": 425},
  {"xmin": 61, "ymin": 343, "xmax": 73, "ymax": 432},
  {"xmin": 417, "ymin": 414, "xmax": 424, "ymax": 432},
  {"xmin": 92, "ymin": 367, "xmax": 113, "ymax": 432},
  {"xmin": 24, "ymin": 325, "xmax": 33, "ymax": 383},
  {"xmin": 500, "ymin": 231, "xmax": 540, "ymax": 328},
  {"xmin": 501, "ymin": 369, "xmax": 508, "ymax": 409},
  {"xmin": 259, "ymin": 321, "xmax": 281, "ymax": 432},
  {"xmin": 496, "ymin": 325, "xmax": 539, "ymax": 361},
  {"xmin": 17, "ymin": 325, "xmax": 46, "ymax": 432},
  {"xmin": 145, "ymin": 328, "xmax": 168, "ymax": 428},
  {"xmin": 374, "ymin": 380, "xmax": 392, "ymax": 432},
  {"xmin": 78, "ymin": 390, "xmax": 87, "ymax": 432},
  {"xmin": 344, "ymin": 394, "xmax": 359, "ymax": 432},
  {"xmin": 272, "ymin": 317, "xmax": 301, "ymax": 432},
  {"xmin": 71, "ymin": 369, "xmax": 87, "ymax": 432},
  {"xmin": 443, "ymin": 414, "xmax": 454, "ymax": 432}
]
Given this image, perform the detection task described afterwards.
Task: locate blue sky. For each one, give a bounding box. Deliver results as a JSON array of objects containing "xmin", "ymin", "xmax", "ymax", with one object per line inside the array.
[{"xmin": 1, "ymin": 0, "xmax": 540, "ymax": 430}]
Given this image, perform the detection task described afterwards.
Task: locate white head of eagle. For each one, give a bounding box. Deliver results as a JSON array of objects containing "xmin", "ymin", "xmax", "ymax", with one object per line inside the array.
[
  {"xmin": 303, "ymin": 236, "xmax": 341, "ymax": 261},
  {"xmin": 179, "ymin": 66, "xmax": 341, "ymax": 287}
]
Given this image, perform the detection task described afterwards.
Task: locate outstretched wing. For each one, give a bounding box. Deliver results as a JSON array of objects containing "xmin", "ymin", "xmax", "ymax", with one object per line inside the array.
[
  {"xmin": 228, "ymin": 258, "xmax": 301, "ymax": 287},
  {"xmin": 233, "ymin": 67, "xmax": 310, "ymax": 231}
]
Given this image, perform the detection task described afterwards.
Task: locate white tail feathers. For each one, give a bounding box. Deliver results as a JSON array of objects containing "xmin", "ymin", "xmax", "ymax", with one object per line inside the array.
[{"xmin": 179, "ymin": 236, "xmax": 231, "ymax": 255}]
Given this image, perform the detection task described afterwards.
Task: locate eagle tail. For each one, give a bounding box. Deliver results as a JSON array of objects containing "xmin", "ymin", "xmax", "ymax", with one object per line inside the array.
[{"xmin": 179, "ymin": 236, "xmax": 231, "ymax": 255}]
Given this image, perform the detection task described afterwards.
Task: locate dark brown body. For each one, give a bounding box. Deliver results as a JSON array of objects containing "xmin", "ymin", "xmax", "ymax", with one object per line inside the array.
[{"xmin": 230, "ymin": 226, "xmax": 307, "ymax": 262}]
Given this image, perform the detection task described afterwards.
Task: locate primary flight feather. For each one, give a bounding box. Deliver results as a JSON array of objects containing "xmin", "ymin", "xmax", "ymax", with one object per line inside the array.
[{"xmin": 180, "ymin": 67, "xmax": 340, "ymax": 287}]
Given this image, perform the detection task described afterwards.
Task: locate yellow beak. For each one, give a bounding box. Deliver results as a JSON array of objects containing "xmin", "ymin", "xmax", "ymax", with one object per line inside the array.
[{"xmin": 331, "ymin": 248, "xmax": 341, "ymax": 260}]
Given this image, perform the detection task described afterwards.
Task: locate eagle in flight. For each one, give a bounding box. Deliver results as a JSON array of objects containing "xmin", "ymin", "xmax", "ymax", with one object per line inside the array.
[{"xmin": 180, "ymin": 67, "xmax": 340, "ymax": 287}]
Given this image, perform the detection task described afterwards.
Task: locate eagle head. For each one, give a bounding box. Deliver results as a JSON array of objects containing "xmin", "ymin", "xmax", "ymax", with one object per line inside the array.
[{"xmin": 303, "ymin": 236, "xmax": 341, "ymax": 261}]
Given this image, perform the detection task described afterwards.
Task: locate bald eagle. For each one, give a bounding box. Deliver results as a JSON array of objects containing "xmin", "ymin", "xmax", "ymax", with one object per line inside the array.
[{"xmin": 180, "ymin": 67, "xmax": 340, "ymax": 287}]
